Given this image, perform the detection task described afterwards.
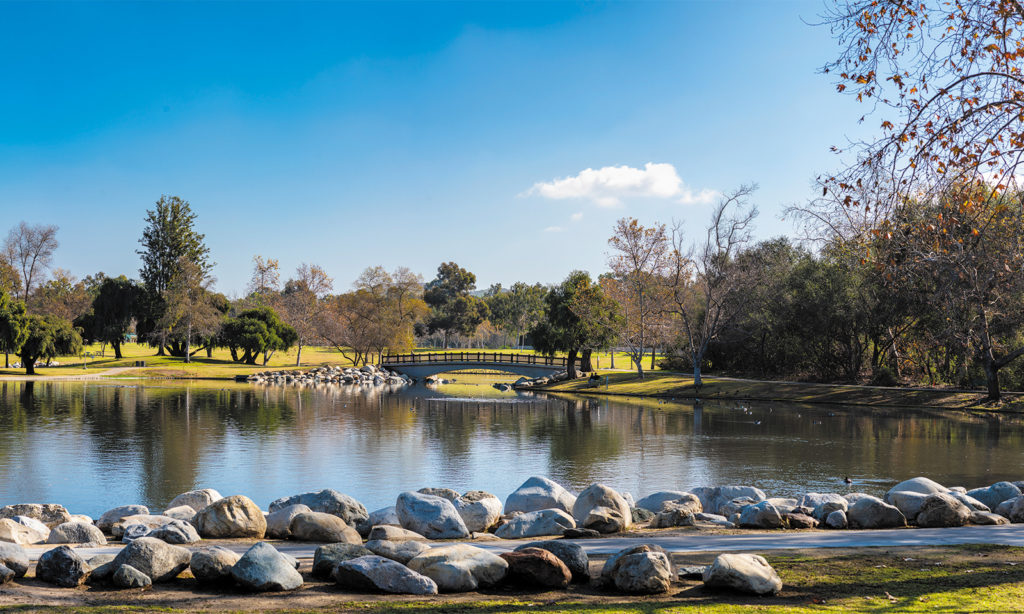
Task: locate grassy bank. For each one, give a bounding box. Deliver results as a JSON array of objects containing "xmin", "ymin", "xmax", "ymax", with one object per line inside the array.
[
  {"xmin": 543, "ymin": 370, "xmax": 1023, "ymax": 412},
  {"xmin": 3, "ymin": 545, "xmax": 1023, "ymax": 613}
]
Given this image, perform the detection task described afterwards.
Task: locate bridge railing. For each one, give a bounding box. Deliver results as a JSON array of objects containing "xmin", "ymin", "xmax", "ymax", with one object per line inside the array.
[{"xmin": 380, "ymin": 352, "xmax": 578, "ymax": 369}]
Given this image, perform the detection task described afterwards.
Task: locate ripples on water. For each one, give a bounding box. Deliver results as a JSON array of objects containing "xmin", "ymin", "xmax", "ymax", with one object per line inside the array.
[{"xmin": 0, "ymin": 379, "xmax": 1021, "ymax": 516}]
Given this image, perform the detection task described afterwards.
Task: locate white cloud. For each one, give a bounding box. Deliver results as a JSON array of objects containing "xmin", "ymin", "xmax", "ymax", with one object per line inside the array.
[
  {"xmin": 571, "ymin": 212, "xmax": 583, "ymax": 222},
  {"xmin": 543, "ymin": 226, "xmax": 563, "ymax": 233},
  {"xmin": 527, "ymin": 162, "xmax": 717, "ymax": 207}
]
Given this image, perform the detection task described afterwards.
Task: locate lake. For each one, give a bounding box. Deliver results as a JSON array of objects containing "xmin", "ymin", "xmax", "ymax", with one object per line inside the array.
[{"xmin": 0, "ymin": 379, "xmax": 1021, "ymax": 517}]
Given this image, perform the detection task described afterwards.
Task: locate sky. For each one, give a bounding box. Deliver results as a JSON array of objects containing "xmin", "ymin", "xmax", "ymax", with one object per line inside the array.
[{"xmin": 0, "ymin": 1, "xmax": 869, "ymax": 297}]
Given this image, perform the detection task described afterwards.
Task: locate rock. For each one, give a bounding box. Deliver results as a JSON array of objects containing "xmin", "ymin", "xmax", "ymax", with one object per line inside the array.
[
  {"xmin": 967, "ymin": 482, "xmax": 1022, "ymax": 511},
  {"xmin": 0, "ymin": 543, "xmax": 29, "ymax": 578},
  {"xmin": 36, "ymin": 545, "xmax": 90, "ymax": 587},
  {"xmin": 887, "ymin": 491, "xmax": 929, "ymax": 521},
  {"xmin": 0, "ymin": 564, "xmax": 13, "ymax": 585},
  {"xmin": 635, "ymin": 491, "xmax": 698, "ymax": 513},
  {"xmin": 0, "ymin": 518, "xmax": 45, "ymax": 545},
  {"xmin": 368, "ymin": 525, "xmax": 425, "ymax": 541},
  {"xmin": 97, "ymin": 505, "xmax": 149, "ymax": 532},
  {"xmin": 168, "ymin": 488, "xmax": 223, "ymax": 513},
  {"xmin": 418, "ymin": 487, "xmax": 460, "ymax": 501},
  {"xmin": 494, "ymin": 509, "xmax": 575, "ymax": 539},
  {"xmin": 767, "ymin": 498, "xmax": 799, "ymax": 514},
  {"xmin": 11, "ymin": 516, "xmax": 50, "ymax": 539},
  {"xmin": 784, "ymin": 513, "xmax": 819, "ymax": 529},
  {"xmin": 884, "ymin": 477, "xmax": 947, "ymax": 503},
  {"xmin": 366, "ymin": 539, "xmax": 430, "ymax": 565},
  {"xmin": 231, "ymin": 542, "xmax": 303, "ymax": 592},
  {"xmin": 290, "ymin": 511, "xmax": 361, "ymax": 543},
  {"xmin": 972, "ymin": 511, "xmax": 1010, "ymax": 525},
  {"xmin": 111, "ymin": 536, "xmax": 192, "ymax": 583},
  {"xmin": 847, "ymin": 496, "xmax": 907, "ymax": 529},
  {"xmin": 453, "ymin": 491, "xmax": 503, "ymax": 533},
  {"xmin": 649, "ymin": 507, "xmax": 696, "ymax": 529},
  {"xmin": 739, "ymin": 501, "xmax": 784, "ymax": 529},
  {"xmin": 798, "ymin": 492, "xmax": 845, "ymax": 512},
  {"xmin": 266, "ymin": 504, "xmax": 312, "ymax": 539},
  {"xmin": 87, "ymin": 560, "xmax": 118, "ymax": 585},
  {"xmin": 515, "ymin": 540, "xmax": 589, "ymax": 582},
  {"xmin": 194, "ymin": 495, "xmax": 267, "ymax": 538},
  {"xmin": 111, "ymin": 514, "xmax": 177, "ymax": 538},
  {"xmin": 844, "ymin": 492, "xmax": 873, "ymax": 504},
  {"xmin": 47, "ymin": 521, "xmax": 106, "ymax": 545},
  {"xmin": 1006, "ymin": 496, "xmax": 1024, "ymax": 522},
  {"xmin": 825, "ymin": 510, "xmax": 848, "ymax": 529},
  {"xmin": 396, "ymin": 491, "xmax": 470, "ymax": 539},
  {"xmin": 703, "ymin": 553, "xmax": 782, "ymax": 595},
  {"xmin": 311, "ymin": 543, "xmax": 374, "ymax": 579},
  {"xmin": 571, "ymin": 483, "xmax": 632, "ymax": 533},
  {"xmin": 948, "ymin": 491, "xmax": 990, "ymax": 512},
  {"xmin": 504, "ymin": 476, "xmax": 577, "ymax": 515},
  {"xmin": 190, "ymin": 546, "xmax": 240, "ymax": 583},
  {"xmin": 691, "ymin": 486, "xmax": 766, "ymax": 517},
  {"xmin": 334, "ymin": 555, "xmax": 438, "ymax": 594},
  {"xmin": 995, "ymin": 496, "xmax": 1021, "ymax": 519},
  {"xmin": 112, "ymin": 564, "xmax": 152, "ymax": 589},
  {"xmin": 269, "ymin": 489, "xmax": 368, "ymax": 526},
  {"xmin": 161, "ymin": 506, "xmax": 197, "ymax": 523},
  {"xmin": 357, "ymin": 506, "xmax": 400, "ymax": 536},
  {"xmin": 563, "ymin": 527, "xmax": 601, "ymax": 538},
  {"xmin": 631, "ymin": 507, "xmax": 654, "ymax": 523},
  {"xmin": 695, "ymin": 512, "xmax": 734, "ymax": 528},
  {"xmin": 407, "ymin": 544, "xmax": 508, "ymax": 592},
  {"xmin": 916, "ymin": 493, "xmax": 972, "ymax": 528},
  {"xmin": 500, "ymin": 547, "xmax": 571, "ymax": 588},
  {"xmin": 0, "ymin": 503, "xmax": 71, "ymax": 528},
  {"xmin": 121, "ymin": 523, "xmax": 152, "ymax": 543},
  {"xmin": 601, "ymin": 545, "xmax": 673, "ymax": 594},
  {"xmin": 147, "ymin": 519, "xmax": 201, "ymax": 544}
]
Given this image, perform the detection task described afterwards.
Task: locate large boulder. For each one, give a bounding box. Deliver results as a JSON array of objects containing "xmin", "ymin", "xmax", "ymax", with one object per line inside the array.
[
  {"xmin": 649, "ymin": 507, "xmax": 697, "ymax": 529},
  {"xmin": 798, "ymin": 493, "xmax": 845, "ymax": 511},
  {"xmin": 334, "ymin": 555, "xmax": 438, "ymax": 595},
  {"xmin": 738, "ymin": 501, "xmax": 784, "ymax": 529},
  {"xmin": 418, "ymin": 487, "xmax": 460, "ymax": 501},
  {"xmin": 289, "ymin": 511, "xmax": 361, "ymax": 543},
  {"xmin": 948, "ymin": 491, "xmax": 989, "ymax": 512},
  {"xmin": 168, "ymin": 488, "xmax": 223, "ymax": 513},
  {"xmin": 230, "ymin": 542, "xmax": 303, "ymax": 592},
  {"xmin": 190, "ymin": 546, "xmax": 240, "ymax": 583},
  {"xmin": 36, "ymin": 546, "xmax": 90, "ymax": 587},
  {"xmin": 368, "ymin": 525, "xmax": 425, "ymax": 542},
  {"xmin": 407, "ymin": 544, "xmax": 508, "ymax": 592},
  {"xmin": 515, "ymin": 540, "xmax": 589, "ymax": 583},
  {"xmin": 500, "ymin": 548, "xmax": 572, "ymax": 588},
  {"xmin": 0, "ymin": 503, "xmax": 71, "ymax": 528},
  {"xmin": 826, "ymin": 510, "xmax": 848, "ymax": 529},
  {"xmin": 601, "ymin": 545, "xmax": 673, "ymax": 594},
  {"xmin": 916, "ymin": 493, "xmax": 972, "ymax": 528},
  {"xmin": 366, "ymin": 539, "xmax": 430, "ymax": 565},
  {"xmin": 571, "ymin": 483, "xmax": 632, "ymax": 534},
  {"xmin": 784, "ymin": 513, "xmax": 819, "ymax": 529},
  {"xmin": 0, "ymin": 518, "xmax": 45, "ymax": 545},
  {"xmin": 504, "ymin": 476, "xmax": 577, "ymax": 515},
  {"xmin": 395, "ymin": 491, "xmax": 469, "ymax": 539},
  {"xmin": 356, "ymin": 506, "xmax": 400, "ymax": 536},
  {"xmin": 269, "ymin": 489, "xmax": 368, "ymax": 527},
  {"xmin": 846, "ymin": 495, "xmax": 907, "ymax": 529},
  {"xmin": 1005, "ymin": 496, "xmax": 1024, "ymax": 523},
  {"xmin": 691, "ymin": 486, "xmax": 767, "ymax": 517},
  {"xmin": 194, "ymin": 495, "xmax": 266, "ymax": 538},
  {"xmin": 0, "ymin": 565, "xmax": 13, "ymax": 585},
  {"xmin": 266, "ymin": 504, "xmax": 312, "ymax": 539},
  {"xmin": 47, "ymin": 521, "xmax": 106, "ymax": 545},
  {"xmin": 111, "ymin": 536, "xmax": 192, "ymax": 583},
  {"xmin": 96, "ymin": 505, "xmax": 149, "ymax": 533},
  {"xmin": 972, "ymin": 511, "xmax": 1010, "ymax": 525},
  {"xmin": 884, "ymin": 477, "xmax": 946, "ymax": 503},
  {"xmin": 147, "ymin": 519, "xmax": 201, "ymax": 544},
  {"xmin": 887, "ymin": 491, "xmax": 929, "ymax": 521},
  {"xmin": 453, "ymin": 491, "xmax": 503, "ymax": 533},
  {"xmin": 635, "ymin": 491, "xmax": 698, "ymax": 513},
  {"xmin": 703, "ymin": 553, "xmax": 782, "ymax": 595},
  {"xmin": 494, "ymin": 509, "xmax": 575, "ymax": 539},
  {"xmin": 0, "ymin": 543, "xmax": 29, "ymax": 578},
  {"xmin": 995, "ymin": 496, "xmax": 1022, "ymax": 519},
  {"xmin": 312, "ymin": 543, "xmax": 374, "ymax": 579},
  {"xmin": 112, "ymin": 564, "xmax": 152, "ymax": 589},
  {"xmin": 161, "ymin": 506, "xmax": 197, "ymax": 523},
  {"xmin": 11, "ymin": 516, "xmax": 49, "ymax": 540},
  {"xmin": 966, "ymin": 482, "xmax": 1022, "ymax": 511},
  {"xmin": 111, "ymin": 515, "xmax": 177, "ymax": 539}
]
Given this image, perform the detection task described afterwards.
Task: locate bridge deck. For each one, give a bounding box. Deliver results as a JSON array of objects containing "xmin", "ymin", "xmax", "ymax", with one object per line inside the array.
[{"xmin": 381, "ymin": 351, "xmax": 575, "ymax": 368}]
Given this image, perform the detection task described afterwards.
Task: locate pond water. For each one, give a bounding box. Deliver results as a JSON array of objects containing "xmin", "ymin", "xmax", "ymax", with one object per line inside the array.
[{"xmin": 0, "ymin": 379, "xmax": 1021, "ymax": 517}]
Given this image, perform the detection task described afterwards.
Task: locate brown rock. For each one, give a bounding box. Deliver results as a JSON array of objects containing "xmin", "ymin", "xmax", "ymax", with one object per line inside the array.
[{"xmin": 500, "ymin": 547, "xmax": 572, "ymax": 588}]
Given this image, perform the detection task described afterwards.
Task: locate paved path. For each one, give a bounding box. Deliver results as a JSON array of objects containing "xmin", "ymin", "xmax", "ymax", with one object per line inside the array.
[
  {"xmin": 19, "ymin": 524, "xmax": 1024, "ymax": 561},
  {"xmin": 0, "ymin": 367, "xmax": 140, "ymax": 382}
]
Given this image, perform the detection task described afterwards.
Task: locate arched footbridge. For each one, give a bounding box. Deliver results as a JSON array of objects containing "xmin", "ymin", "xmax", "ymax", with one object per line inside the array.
[{"xmin": 380, "ymin": 352, "xmax": 581, "ymax": 379}]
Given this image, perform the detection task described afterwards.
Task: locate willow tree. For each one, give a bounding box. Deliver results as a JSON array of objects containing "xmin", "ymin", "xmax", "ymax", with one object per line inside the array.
[{"xmin": 532, "ymin": 271, "xmax": 621, "ymax": 378}]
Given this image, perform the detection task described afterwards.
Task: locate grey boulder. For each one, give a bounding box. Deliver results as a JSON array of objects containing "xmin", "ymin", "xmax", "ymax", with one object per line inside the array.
[
  {"xmin": 36, "ymin": 545, "xmax": 91, "ymax": 587},
  {"xmin": 269, "ymin": 489, "xmax": 368, "ymax": 527},
  {"xmin": 916, "ymin": 493, "xmax": 972, "ymax": 528},
  {"xmin": 601, "ymin": 545, "xmax": 674, "ymax": 594},
  {"xmin": 194, "ymin": 495, "xmax": 266, "ymax": 538},
  {"xmin": 504, "ymin": 476, "xmax": 577, "ymax": 515},
  {"xmin": 691, "ymin": 485, "xmax": 766, "ymax": 517},
  {"xmin": 112, "ymin": 564, "xmax": 152, "ymax": 589},
  {"xmin": 887, "ymin": 491, "xmax": 928, "ymax": 521},
  {"xmin": 407, "ymin": 544, "xmax": 508, "ymax": 592},
  {"xmin": 396, "ymin": 491, "xmax": 469, "ymax": 539},
  {"xmin": 190, "ymin": 546, "xmax": 241, "ymax": 583},
  {"xmin": 230, "ymin": 542, "xmax": 303, "ymax": 592},
  {"xmin": 0, "ymin": 543, "xmax": 29, "ymax": 577},
  {"xmin": 46, "ymin": 521, "xmax": 106, "ymax": 545},
  {"xmin": 289, "ymin": 511, "xmax": 361, "ymax": 543},
  {"xmin": 884, "ymin": 477, "xmax": 946, "ymax": 503},
  {"xmin": 515, "ymin": 540, "xmax": 589, "ymax": 582},
  {"xmin": 738, "ymin": 501, "xmax": 784, "ymax": 529},
  {"xmin": 161, "ymin": 506, "xmax": 197, "ymax": 523},
  {"xmin": 334, "ymin": 554, "xmax": 438, "ymax": 595},
  {"xmin": 825, "ymin": 510, "xmax": 848, "ymax": 529},
  {"xmin": 635, "ymin": 491, "xmax": 697, "ymax": 513},
  {"xmin": 111, "ymin": 536, "xmax": 192, "ymax": 583},
  {"xmin": 846, "ymin": 495, "xmax": 907, "ymax": 529},
  {"xmin": 97, "ymin": 505, "xmax": 149, "ymax": 532},
  {"xmin": 966, "ymin": 482, "xmax": 1022, "ymax": 511},
  {"xmin": 0, "ymin": 503, "xmax": 71, "ymax": 528},
  {"xmin": 571, "ymin": 483, "xmax": 632, "ymax": 533},
  {"xmin": 494, "ymin": 508, "xmax": 575, "ymax": 539},
  {"xmin": 266, "ymin": 503, "xmax": 312, "ymax": 539},
  {"xmin": 167, "ymin": 488, "xmax": 222, "ymax": 513},
  {"xmin": 703, "ymin": 553, "xmax": 782, "ymax": 595},
  {"xmin": 147, "ymin": 519, "xmax": 201, "ymax": 544},
  {"xmin": 453, "ymin": 491, "xmax": 503, "ymax": 533},
  {"xmin": 312, "ymin": 543, "xmax": 374, "ymax": 579}
]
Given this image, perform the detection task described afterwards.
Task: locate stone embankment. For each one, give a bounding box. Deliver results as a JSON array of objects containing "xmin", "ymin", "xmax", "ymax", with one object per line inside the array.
[
  {"xmin": 1, "ymin": 475, "xmax": 1021, "ymax": 597},
  {"xmin": 244, "ymin": 364, "xmax": 412, "ymax": 387},
  {"xmin": 490, "ymin": 370, "xmax": 585, "ymax": 392}
]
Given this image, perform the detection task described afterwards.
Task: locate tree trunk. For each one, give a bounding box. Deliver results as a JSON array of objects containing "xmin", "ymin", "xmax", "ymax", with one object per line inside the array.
[
  {"xmin": 610, "ymin": 351, "xmax": 615, "ymax": 369},
  {"xmin": 184, "ymin": 319, "xmax": 192, "ymax": 364},
  {"xmin": 206, "ymin": 345, "xmax": 212, "ymax": 358},
  {"xmin": 567, "ymin": 348, "xmax": 578, "ymax": 379},
  {"xmin": 984, "ymin": 359, "xmax": 1001, "ymax": 401},
  {"xmin": 296, "ymin": 343, "xmax": 303, "ymax": 367},
  {"xmin": 580, "ymin": 349, "xmax": 593, "ymax": 372},
  {"xmin": 693, "ymin": 353, "xmax": 703, "ymax": 390},
  {"xmin": 650, "ymin": 346, "xmax": 656, "ymax": 370},
  {"xmin": 4, "ymin": 353, "xmax": 7, "ymax": 368},
  {"xmin": 112, "ymin": 340, "xmax": 122, "ymax": 359},
  {"xmin": 24, "ymin": 357, "xmax": 35, "ymax": 375}
]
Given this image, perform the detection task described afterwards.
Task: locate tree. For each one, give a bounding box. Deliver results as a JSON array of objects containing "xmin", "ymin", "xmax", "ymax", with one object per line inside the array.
[
  {"xmin": 29, "ymin": 269, "xmax": 91, "ymax": 321},
  {"xmin": 77, "ymin": 276, "xmax": 142, "ymax": 359},
  {"xmin": 219, "ymin": 306, "xmax": 297, "ymax": 365},
  {"xmin": 0, "ymin": 256, "xmax": 19, "ymax": 296},
  {"xmin": 485, "ymin": 282, "xmax": 546, "ymax": 349},
  {"xmin": 4, "ymin": 222, "xmax": 58, "ymax": 302},
  {"xmin": 531, "ymin": 271, "xmax": 621, "ymax": 378},
  {"xmin": 668, "ymin": 185, "xmax": 759, "ymax": 388},
  {"xmin": 137, "ymin": 195, "xmax": 212, "ymax": 354},
  {"xmin": 0, "ymin": 289, "xmax": 27, "ymax": 368},
  {"xmin": 278, "ymin": 263, "xmax": 333, "ymax": 366},
  {"xmin": 247, "ymin": 255, "xmax": 281, "ymax": 298},
  {"xmin": 16, "ymin": 314, "xmax": 82, "ymax": 375},
  {"xmin": 606, "ymin": 218, "xmax": 671, "ymax": 378},
  {"xmin": 158, "ymin": 258, "xmax": 221, "ymax": 362},
  {"xmin": 423, "ymin": 262, "xmax": 488, "ymax": 348}
]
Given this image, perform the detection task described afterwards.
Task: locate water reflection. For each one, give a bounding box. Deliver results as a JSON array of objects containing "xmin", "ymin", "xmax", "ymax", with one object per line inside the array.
[{"xmin": 0, "ymin": 381, "xmax": 1021, "ymax": 517}]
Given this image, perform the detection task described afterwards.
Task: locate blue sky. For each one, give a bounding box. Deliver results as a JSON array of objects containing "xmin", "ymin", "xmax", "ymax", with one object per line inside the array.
[{"xmin": 0, "ymin": 1, "xmax": 867, "ymax": 296}]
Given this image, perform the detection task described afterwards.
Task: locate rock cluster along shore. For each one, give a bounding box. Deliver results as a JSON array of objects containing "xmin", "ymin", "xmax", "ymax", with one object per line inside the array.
[
  {"xmin": 2, "ymin": 475, "xmax": 1023, "ymax": 596},
  {"xmin": 245, "ymin": 364, "xmax": 412, "ymax": 387},
  {"xmin": 504, "ymin": 370, "xmax": 586, "ymax": 391}
]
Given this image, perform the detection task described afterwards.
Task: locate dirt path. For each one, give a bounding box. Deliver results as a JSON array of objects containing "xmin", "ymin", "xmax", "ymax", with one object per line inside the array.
[{"xmin": 0, "ymin": 367, "xmax": 141, "ymax": 382}]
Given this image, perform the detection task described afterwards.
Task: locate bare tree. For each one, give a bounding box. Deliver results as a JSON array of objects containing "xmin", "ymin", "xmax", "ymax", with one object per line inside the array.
[
  {"xmin": 247, "ymin": 255, "xmax": 281, "ymax": 297},
  {"xmin": 4, "ymin": 222, "xmax": 58, "ymax": 302},
  {"xmin": 159, "ymin": 257, "xmax": 220, "ymax": 364},
  {"xmin": 668, "ymin": 184, "xmax": 759, "ymax": 388},
  {"xmin": 279, "ymin": 263, "xmax": 333, "ymax": 366}
]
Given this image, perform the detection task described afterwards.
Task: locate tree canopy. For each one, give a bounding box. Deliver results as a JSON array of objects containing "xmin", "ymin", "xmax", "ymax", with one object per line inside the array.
[
  {"xmin": 16, "ymin": 314, "xmax": 82, "ymax": 375},
  {"xmin": 219, "ymin": 306, "xmax": 297, "ymax": 365}
]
